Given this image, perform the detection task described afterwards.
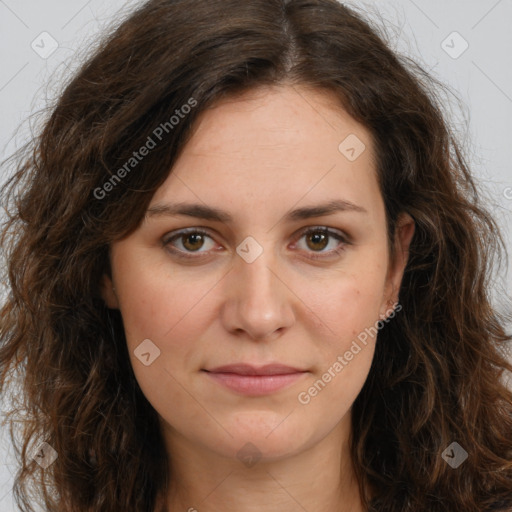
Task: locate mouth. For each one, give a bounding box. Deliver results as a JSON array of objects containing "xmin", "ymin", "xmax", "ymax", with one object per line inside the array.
[{"xmin": 202, "ymin": 363, "xmax": 309, "ymax": 396}]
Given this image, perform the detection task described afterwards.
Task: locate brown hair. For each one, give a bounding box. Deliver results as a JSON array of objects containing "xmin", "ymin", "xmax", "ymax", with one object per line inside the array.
[{"xmin": 1, "ymin": 0, "xmax": 511, "ymax": 511}]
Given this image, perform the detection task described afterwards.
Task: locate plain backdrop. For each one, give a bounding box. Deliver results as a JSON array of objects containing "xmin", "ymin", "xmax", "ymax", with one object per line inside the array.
[{"xmin": 0, "ymin": 1, "xmax": 511, "ymax": 510}]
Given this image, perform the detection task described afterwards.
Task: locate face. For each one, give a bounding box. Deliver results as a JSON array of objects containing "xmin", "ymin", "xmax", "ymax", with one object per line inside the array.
[{"xmin": 101, "ymin": 84, "xmax": 414, "ymax": 465}]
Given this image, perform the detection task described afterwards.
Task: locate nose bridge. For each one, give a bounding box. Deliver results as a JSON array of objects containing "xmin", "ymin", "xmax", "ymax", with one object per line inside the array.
[{"xmin": 222, "ymin": 235, "xmax": 295, "ymax": 339}]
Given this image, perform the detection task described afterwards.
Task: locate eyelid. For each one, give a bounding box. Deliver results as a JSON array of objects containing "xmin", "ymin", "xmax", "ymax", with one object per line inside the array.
[{"xmin": 162, "ymin": 225, "xmax": 351, "ymax": 260}]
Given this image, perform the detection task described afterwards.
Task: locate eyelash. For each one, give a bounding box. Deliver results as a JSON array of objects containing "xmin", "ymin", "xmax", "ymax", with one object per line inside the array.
[{"xmin": 162, "ymin": 226, "xmax": 350, "ymax": 261}]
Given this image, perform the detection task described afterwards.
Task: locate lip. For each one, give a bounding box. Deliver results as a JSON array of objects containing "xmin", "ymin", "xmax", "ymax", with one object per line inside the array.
[
  {"xmin": 202, "ymin": 364, "xmax": 308, "ymax": 396},
  {"xmin": 206, "ymin": 363, "xmax": 305, "ymax": 375}
]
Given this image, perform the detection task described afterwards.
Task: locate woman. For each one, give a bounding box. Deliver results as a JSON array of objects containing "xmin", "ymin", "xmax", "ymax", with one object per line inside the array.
[{"xmin": 1, "ymin": 0, "xmax": 511, "ymax": 511}]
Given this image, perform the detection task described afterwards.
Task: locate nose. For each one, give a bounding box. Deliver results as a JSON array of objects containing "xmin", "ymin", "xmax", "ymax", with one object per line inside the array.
[{"xmin": 220, "ymin": 241, "xmax": 296, "ymax": 342}]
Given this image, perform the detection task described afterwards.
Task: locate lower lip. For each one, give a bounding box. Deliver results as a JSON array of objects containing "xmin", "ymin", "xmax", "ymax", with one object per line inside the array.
[{"xmin": 203, "ymin": 371, "xmax": 307, "ymax": 396}]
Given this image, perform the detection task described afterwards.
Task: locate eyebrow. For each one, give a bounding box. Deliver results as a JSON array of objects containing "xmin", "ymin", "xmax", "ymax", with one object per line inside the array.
[{"xmin": 146, "ymin": 199, "xmax": 368, "ymax": 223}]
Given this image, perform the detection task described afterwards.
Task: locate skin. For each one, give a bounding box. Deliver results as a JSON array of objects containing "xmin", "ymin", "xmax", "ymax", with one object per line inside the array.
[{"xmin": 101, "ymin": 84, "xmax": 415, "ymax": 512}]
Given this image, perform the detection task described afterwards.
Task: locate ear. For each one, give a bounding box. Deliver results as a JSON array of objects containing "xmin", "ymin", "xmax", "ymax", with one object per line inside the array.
[
  {"xmin": 379, "ymin": 212, "xmax": 415, "ymax": 319},
  {"xmin": 100, "ymin": 273, "xmax": 120, "ymax": 309}
]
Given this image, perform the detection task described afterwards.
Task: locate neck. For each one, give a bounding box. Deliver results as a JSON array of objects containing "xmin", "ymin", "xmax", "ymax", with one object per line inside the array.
[{"xmin": 156, "ymin": 419, "xmax": 366, "ymax": 512}]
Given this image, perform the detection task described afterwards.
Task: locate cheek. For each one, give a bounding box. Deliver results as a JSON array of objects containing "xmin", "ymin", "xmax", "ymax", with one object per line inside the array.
[
  {"xmin": 293, "ymin": 269, "xmax": 386, "ymax": 416},
  {"xmin": 113, "ymin": 252, "xmax": 215, "ymax": 342},
  {"xmin": 110, "ymin": 253, "xmax": 224, "ymax": 399},
  {"xmin": 302, "ymin": 257, "xmax": 388, "ymax": 345},
  {"xmin": 113, "ymin": 262, "xmax": 217, "ymax": 411}
]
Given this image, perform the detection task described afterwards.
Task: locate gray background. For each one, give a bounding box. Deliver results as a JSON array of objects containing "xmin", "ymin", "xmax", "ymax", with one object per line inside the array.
[{"xmin": 1, "ymin": 0, "xmax": 511, "ymax": 510}]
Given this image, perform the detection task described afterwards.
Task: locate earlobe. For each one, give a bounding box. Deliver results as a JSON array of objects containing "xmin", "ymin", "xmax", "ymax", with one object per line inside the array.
[{"xmin": 100, "ymin": 274, "xmax": 120, "ymax": 309}]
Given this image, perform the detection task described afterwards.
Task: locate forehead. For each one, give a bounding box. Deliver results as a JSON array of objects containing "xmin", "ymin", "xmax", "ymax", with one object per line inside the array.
[
  {"xmin": 186, "ymin": 84, "xmax": 372, "ymax": 157},
  {"xmin": 149, "ymin": 85, "xmax": 382, "ymax": 224}
]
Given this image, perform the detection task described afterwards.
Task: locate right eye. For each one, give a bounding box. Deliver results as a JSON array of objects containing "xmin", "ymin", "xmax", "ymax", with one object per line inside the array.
[{"xmin": 162, "ymin": 228, "xmax": 221, "ymax": 259}]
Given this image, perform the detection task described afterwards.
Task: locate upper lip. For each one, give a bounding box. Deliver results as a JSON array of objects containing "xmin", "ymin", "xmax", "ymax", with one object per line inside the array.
[{"xmin": 204, "ymin": 364, "xmax": 306, "ymax": 376}]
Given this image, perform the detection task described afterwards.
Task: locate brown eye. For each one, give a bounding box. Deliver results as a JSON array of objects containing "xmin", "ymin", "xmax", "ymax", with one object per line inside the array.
[
  {"xmin": 294, "ymin": 227, "xmax": 349, "ymax": 260},
  {"xmin": 305, "ymin": 231, "xmax": 329, "ymax": 251},
  {"xmin": 181, "ymin": 233, "xmax": 206, "ymax": 252},
  {"xmin": 163, "ymin": 228, "xmax": 217, "ymax": 259}
]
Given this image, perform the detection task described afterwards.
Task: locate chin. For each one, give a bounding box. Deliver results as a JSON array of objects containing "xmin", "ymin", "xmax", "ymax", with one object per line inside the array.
[{"xmin": 213, "ymin": 415, "xmax": 316, "ymax": 463}]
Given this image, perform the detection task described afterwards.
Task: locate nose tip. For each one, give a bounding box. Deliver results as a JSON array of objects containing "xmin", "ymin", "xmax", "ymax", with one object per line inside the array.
[{"xmin": 220, "ymin": 246, "xmax": 295, "ymax": 341}]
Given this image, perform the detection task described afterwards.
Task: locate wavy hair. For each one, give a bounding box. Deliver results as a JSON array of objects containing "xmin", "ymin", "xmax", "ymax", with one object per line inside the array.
[{"xmin": 1, "ymin": 0, "xmax": 511, "ymax": 511}]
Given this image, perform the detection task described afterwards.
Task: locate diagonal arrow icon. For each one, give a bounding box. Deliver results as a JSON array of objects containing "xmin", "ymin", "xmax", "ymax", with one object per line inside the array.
[
  {"xmin": 441, "ymin": 442, "xmax": 468, "ymax": 468},
  {"xmin": 134, "ymin": 339, "xmax": 161, "ymax": 366},
  {"xmin": 236, "ymin": 236, "xmax": 263, "ymax": 263}
]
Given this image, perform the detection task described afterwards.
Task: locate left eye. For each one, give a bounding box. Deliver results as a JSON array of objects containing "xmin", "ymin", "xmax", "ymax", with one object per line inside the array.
[
  {"xmin": 162, "ymin": 227, "xmax": 348, "ymax": 259},
  {"xmin": 293, "ymin": 227, "xmax": 347, "ymax": 257}
]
